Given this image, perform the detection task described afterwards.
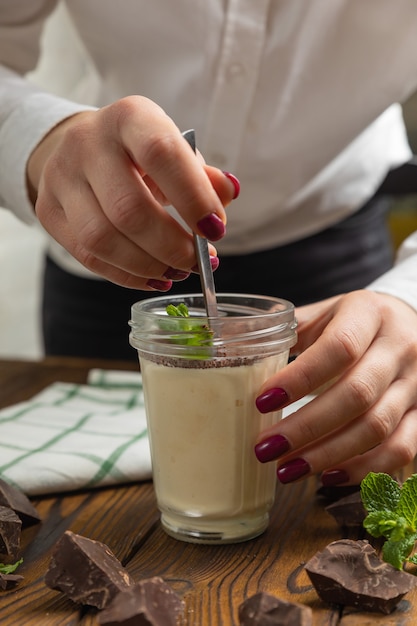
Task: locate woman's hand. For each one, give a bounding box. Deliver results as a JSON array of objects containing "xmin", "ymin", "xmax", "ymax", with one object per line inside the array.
[
  {"xmin": 27, "ymin": 96, "xmax": 238, "ymax": 289},
  {"xmin": 254, "ymin": 290, "xmax": 417, "ymax": 486}
]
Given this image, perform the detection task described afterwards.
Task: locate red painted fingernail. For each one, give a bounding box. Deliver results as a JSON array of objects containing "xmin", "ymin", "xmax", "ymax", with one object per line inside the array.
[
  {"xmin": 192, "ymin": 255, "xmax": 219, "ymax": 274},
  {"xmin": 255, "ymin": 435, "xmax": 290, "ymax": 463},
  {"xmin": 163, "ymin": 268, "xmax": 190, "ymax": 281},
  {"xmin": 256, "ymin": 388, "xmax": 289, "ymax": 413},
  {"xmin": 277, "ymin": 458, "xmax": 311, "ymax": 484},
  {"xmin": 197, "ymin": 213, "xmax": 225, "ymax": 241},
  {"xmin": 223, "ymin": 171, "xmax": 240, "ymax": 199},
  {"xmin": 146, "ymin": 279, "xmax": 173, "ymax": 291},
  {"xmin": 321, "ymin": 469, "xmax": 350, "ymax": 487}
]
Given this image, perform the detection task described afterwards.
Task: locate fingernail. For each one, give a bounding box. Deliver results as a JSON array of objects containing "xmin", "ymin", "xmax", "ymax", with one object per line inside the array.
[
  {"xmin": 210, "ymin": 256, "xmax": 220, "ymax": 271},
  {"xmin": 255, "ymin": 435, "xmax": 290, "ymax": 463},
  {"xmin": 256, "ymin": 388, "xmax": 289, "ymax": 413},
  {"xmin": 321, "ymin": 469, "xmax": 350, "ymax": 487},
  {"xmin": 197, "ymin": 213, "xmax": 225, "ymax": 240},
  {"xmin": 192, "ymin": 256, "xmax": 219, "ymax": 274},
  {"xmin": 163, "ymin": 267, "xmax": 190, "ymax": 281},
  {"xmin": 223, "ymin": 171, "xmax": 240, "ymax": 199},
  {"xmin": 277, "ymin": 458, "xmax": 311, "ymax": 484},
  {"xmin": 146, "ymin": 279, "xmax": 173, "ymax": 291}
]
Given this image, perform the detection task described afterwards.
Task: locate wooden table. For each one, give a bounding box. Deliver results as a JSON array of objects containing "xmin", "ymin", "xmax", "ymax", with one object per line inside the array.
[{"xmin": 0, "ymin": 357, "xmax": 416, "ymax": 625}]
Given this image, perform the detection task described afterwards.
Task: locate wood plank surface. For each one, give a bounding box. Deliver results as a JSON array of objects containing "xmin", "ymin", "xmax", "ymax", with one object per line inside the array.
[{"xmin": 0, "ymin": 358, "xmax": 416, "ymax": 625}]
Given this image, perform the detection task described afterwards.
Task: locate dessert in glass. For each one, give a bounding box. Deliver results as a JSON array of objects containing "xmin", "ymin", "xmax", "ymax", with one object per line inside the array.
[{"xmin": 129, "ymin": 293, "xmax": 297, "ymax": 543}]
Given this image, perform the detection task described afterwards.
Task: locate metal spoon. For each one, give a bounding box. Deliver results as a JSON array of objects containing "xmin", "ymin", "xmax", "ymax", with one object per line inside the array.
[{"xmin": 182, "ymin": 129, "xmax": 219, "ymax": 319}]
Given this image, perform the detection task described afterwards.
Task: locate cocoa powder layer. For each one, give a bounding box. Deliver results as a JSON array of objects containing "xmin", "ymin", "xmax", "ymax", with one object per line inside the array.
[{"xmin": 139, "ymin": 352, "xmax": 261, "ymax": 369}]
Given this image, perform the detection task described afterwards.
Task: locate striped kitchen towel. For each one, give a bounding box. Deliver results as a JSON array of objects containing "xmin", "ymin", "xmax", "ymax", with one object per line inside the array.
[{"xmin": 0, "ymin": 369, "xmax": 151, "ymax": 496}]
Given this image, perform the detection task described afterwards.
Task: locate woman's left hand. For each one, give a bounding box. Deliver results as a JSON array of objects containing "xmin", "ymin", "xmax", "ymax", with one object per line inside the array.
[{"xmin": 254, "ymin": 290, "xmax": 417, "ymax": 486}]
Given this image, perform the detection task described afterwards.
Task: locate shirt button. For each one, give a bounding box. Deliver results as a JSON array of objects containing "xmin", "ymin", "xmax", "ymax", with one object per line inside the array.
[{"xmin": 226, "ymin": 62, "xmax": 246, "ymax": 81}]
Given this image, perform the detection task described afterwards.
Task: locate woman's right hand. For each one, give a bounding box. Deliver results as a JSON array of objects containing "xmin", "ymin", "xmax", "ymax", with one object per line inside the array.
[{"xmin": 27, "ymin": 95, "xmax": 238, "ymax": 289}]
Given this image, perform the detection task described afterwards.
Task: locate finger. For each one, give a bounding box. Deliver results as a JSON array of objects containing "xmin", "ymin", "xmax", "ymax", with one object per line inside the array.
[
  {"xmin": 257, "ymin": 333, "xmax": 398, "ymax": 449},
  {"xmin": 36, "ymin": 180, "xmax": 174, "ymax": 289},
  {"xmin": 290, "ymin": 296, "xmax": 340, "ymax": 355},
  {"xmin": 83, "ymin": 141, "xmax": 201, "ymax": 268},
  {"xmin": 204, "ymin": 166, "xmax": 240, "ymax": 207},
  {"xmin": 143, "ymin": 165, "xmax": 239, "ymax": 210},
  {"xmin": 116, "ymin": 97, "xmax": 227, "ymax": 236},
  {"xmin": 83, "ymin": 125, "xmax": 222, "ymax": 271},
  {"xmin": 38, "ymin": 154, "xmax": 219, "ymax": 285},
  {"xmin": 274, "ymin": 378, "xmax": 414, "ymax": 484},
  {"xmin": 256, "ymin": 291, "xmax": 382, "ymax": 408},
  {"xmin": 320, "ymin": 406, "xmax": 417, "ymax": 486}
]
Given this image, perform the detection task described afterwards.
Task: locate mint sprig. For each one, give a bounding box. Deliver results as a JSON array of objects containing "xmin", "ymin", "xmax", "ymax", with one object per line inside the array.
[
  {"xmin": 164, "ymin": 303, "xmax": 213, "ymax": 354},
  {"xmin": 166, "ymin": 303, "xmax": 189, "ymax": 319},
  {"xmin": 0, "ymin": 558, "xmax": 23, "ymax": 575},
  {"xmin": 361, "ymin": 472, "xmax": 417, "ymax": 569}
]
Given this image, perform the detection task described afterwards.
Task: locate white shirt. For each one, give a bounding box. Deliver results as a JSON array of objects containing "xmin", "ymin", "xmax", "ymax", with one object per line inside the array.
[{"xmin": 1, "ymin": 0, "xmax": 417, "ymax": 307}]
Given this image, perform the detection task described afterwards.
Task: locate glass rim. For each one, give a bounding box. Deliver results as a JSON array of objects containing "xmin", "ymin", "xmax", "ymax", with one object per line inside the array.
[
  {"xmin": 130, "ymin": 292, "xmax": 295, "ymax": 322},
  {"xmin": 129, "ymin": 293, "xmax": 297, "ymax": 358}
]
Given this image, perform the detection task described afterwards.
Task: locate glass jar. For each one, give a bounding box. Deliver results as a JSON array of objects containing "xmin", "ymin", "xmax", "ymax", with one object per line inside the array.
[{"xmin": 129, "ymin": 293, "xmax": 297, "ymax": 543}]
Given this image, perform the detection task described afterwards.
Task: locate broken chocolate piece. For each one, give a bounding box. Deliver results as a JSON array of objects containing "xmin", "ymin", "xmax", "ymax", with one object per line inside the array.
[
  {"xmin": 0, "ymin": 506, "xmax": 21, "ymax": 562},
  {"xmin": 0, "ymin": 573, "xmax": 24, "ymax": 590},
  {"xmin": 325, "ymin": 491, "xmax": 366, "ymax": 527},
  {"xmin": 98, "ymin": 577, "xmax": 184, "ymax": 626},
  {"xmin": 0, "ymin": 478, "xmax": 41, "ymax": 526},
  {"xmin": 316, "ymin": 484, "xmax": 361, "ymax": 503},
  {"xmin": 238, "ymin": 592, "xmax": 312, "ymax": 625},
  {"xmin": 305, "ymin": 539, "xmax": 417, "ymax": 614},
  {"xmin": 45, "ymin": 530, "xmax": 134, "ymax": 609}
]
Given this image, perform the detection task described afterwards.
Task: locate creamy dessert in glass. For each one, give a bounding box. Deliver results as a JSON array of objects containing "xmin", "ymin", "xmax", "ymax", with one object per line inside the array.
[{"xmin": 129, "ymin": 294, "xmax": 297, "ymax": 544}]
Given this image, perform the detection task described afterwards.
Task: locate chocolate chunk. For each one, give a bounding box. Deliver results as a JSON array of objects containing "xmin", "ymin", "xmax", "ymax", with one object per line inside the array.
[
  {"xmin": 98, "ymin": 577, "xmax": 184, "ymax": 626},
  {"xmin": 325, "ymin": 491, "xmax": 366, "ymax": 527},
  {"xmin": 305, "ymin": 539, "xmax": 417, "ymax": 614},
  {"xmin": 238, "ymin": 592, "xmax": 312, "ymax": 625},
  {"xmin": 316, "ymin": 484, "xmax": 361, "ymax": 502},
  {"xmin": 0, "ymin": 573, "xmax": 24, "ymax": 590},
  {"xmin": 0, "ymin": 505, "xmax": 21, "ymax": 562},
  {"xmin": 0, "ymin": 478, "xmax": 41, "ymax": 526},
  {"xmin": 45, "ymin": 530, "xmax": 134, "ymax": 609}
]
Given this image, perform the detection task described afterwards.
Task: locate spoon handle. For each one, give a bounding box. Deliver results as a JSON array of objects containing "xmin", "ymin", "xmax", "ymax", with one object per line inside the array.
[{"xmin": 182, "ymin": 129, "xmax": 219, "ymax": 319}]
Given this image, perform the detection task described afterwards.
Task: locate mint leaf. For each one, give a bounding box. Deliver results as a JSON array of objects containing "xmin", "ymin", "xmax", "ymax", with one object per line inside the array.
[
  {"xmin": 397, "ymin": 475, "xmax": 417, "ymax": 530},
  {"xmin": 361, "ymin": 472, "xmax": 401, "ymax": 513},
  {"xmin": 360, "ymin": 472, "xmax": 417, "ymax": 570},
  {"xmin": 164, "ymin": 302, "xmax": 213, "ymax": 356},
  {"xmin": 363, "ymin": 510, "xmax": 404, "ymax": 539},
  {"xmin": 0, "ymin": 558, "xmax": 23, "ymax": 574},
  {"xmin": 166, "ymin": 304, "xmax": 189, "ymax": 318},
  {"xmin": 388, "ymin": 517, "xmax": 414, "ymax": 542},
  {"xmin": 383, "ymin": 535, "xmax": 417, "ymax": 570}
]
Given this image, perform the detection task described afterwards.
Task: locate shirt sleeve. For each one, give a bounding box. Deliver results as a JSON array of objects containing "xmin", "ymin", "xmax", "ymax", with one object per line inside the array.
[
  {"xmin": 366, "ymin": 231, "xmax": 417, "ymax": 312},
  {"xmin": 0, "ymin": 2, "xmax": 96, "ymax": 224},
  {"xmin": 0, "ymin": 72, "xmax": 96, "ymax": 224}
]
